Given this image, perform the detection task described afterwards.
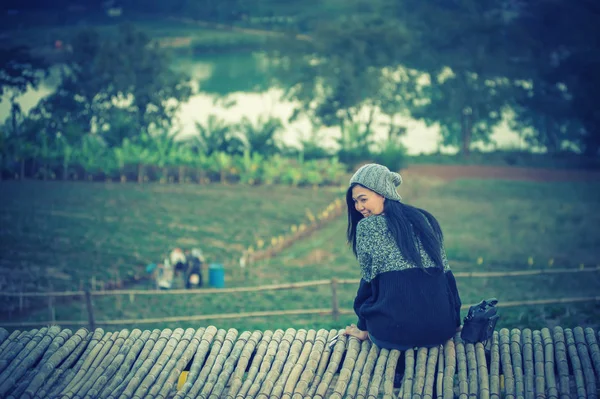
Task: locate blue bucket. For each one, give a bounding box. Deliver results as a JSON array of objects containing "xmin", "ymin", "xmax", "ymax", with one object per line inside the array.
[{"xmin": 208, "ymin": 263, "xmax": 225, "ymax": 288}]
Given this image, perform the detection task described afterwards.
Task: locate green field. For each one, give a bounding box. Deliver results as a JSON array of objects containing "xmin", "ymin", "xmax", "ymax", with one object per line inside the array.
[{"xmin": 2, "ymin": 175, "xmax": 599, "ymax": 333}]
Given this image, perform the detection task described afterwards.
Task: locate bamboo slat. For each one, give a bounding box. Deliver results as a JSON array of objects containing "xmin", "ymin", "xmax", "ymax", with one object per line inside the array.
[
  {"xmin": 510, "ymin": 328, "xmax": 524, "ymax": 399},
  {"xmin": 552, "ymin": 327, "xmax": 570, "ymax": 399},
  {"xmin": 532, "ymin": 331, "xmax": 545, "ymax": 399},
  {"xmin": 521, "ymin": 329, "xmax": 534, "ymax": 399},
  {"xmin": 355, "ymin": 340, "xmax": 379, "ymax": 399},
  {"xmin": 584, "ymin": 327, "xmax": 600, "ymax": 382},
  {"xmin": 573, "ymin": 327, "xmax": 598, "ymax": 399},
  {"xmin": 244, "ymin": 328, "xmax": 284, "ymax": 399},
  {"xmin": 455, "ymin": 336, "xmax": 468, "ymax": 399},
  {"xmin": 402, "ymin": 348, "xmax": 415, "ymax": 399},
  {"xmin": 475, "ymin": 342, "xmax": 489, "ymax": 399},
  {"xmin": 224, "ymin": 329, "xmax": 262, "ymax": 399},
  {"xmin": 174, "ymin": 326, "xmax": 217, "ymax": 399},
  {"xmin": 564, "ymin": 328, "xmax": 587, "ymax": 399},
  {"xmin": 291, "ymin": 329, "xmax": 327, "ymax": 399},
  {"xmin": 465, "ymin": 343, "xmax": 478, "ymax": 399},
  {"xmin": 329, "ymin": 335, "xmax": 361, "ymax": 399},
  {"xmin": 489, "ymin": 331, "xmax": 500, "ymax": 399},
  {"xmin": 233, "ymin": 329, "xmax": 276, "ymax": 399},
  {"xmin": 283, "ymin": 329, "xmax": 316, "ymax": 399},
  {"xmin": 253, "ymin": 327, "xmax": 296, "ymax": 399},
  {"xmin": 0, "ymin": 325, "xmax": 598, "ymax": 399},
  {"xmin": 0, "ymin": 328, "xmax": 9, "ymax": 347},
  {"xmin": 305, "ymin": 329, "xmax": 338, "ymax": 399}
]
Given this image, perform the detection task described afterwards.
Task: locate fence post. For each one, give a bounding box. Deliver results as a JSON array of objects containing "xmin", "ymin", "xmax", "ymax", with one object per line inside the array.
[
  {"xmin": 48, "ymin": 282, "xmax": 55, "ymax": 323},
  {"xmin": 331, "ymin": 278, "xmax": 339, "ymax": 321},
  {"xmin": 85, "ymin": 289, "xmax": 96, "ymax": 331}
]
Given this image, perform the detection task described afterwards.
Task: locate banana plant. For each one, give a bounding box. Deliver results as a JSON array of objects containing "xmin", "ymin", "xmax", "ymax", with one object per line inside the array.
[
  {"xmin": 113, "ymin": 137, "xmax": 152, "ymax": 183},
  {"xmin": 261, "ymin": 154, "xmax": 286, "ymax": 185},
  {"xmin": 147, "ymin": 131, "xmax": 178, "ymax": 183},
  {"xmin": 302, "ymin": 160, "xmax": 324, "ymax": 188},
  {"xmin": 208, "ymin": 151, "xmax": 232, "ymax": 184},
  {"xmin": 236, "ymin": 149, "xmax": 264, "ymax": 185},
  {"xmin": 237, "ymin": 115, "xmax": 283, "ymax": 156},
  {"xmin": 172, "ymin": 144, "xmax": 195, "ymax": 183}
]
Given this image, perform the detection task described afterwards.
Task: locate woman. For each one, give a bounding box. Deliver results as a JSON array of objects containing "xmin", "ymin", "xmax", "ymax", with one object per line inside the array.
[{"xmin": 343, "ymin": 163, "xmax": 462, "ymax": 350}]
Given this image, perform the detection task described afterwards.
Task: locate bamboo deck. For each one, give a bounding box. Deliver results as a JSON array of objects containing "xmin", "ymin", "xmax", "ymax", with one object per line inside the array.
[{"xmin": 0, "ymin": 325, "xmax": 598, "ymax": 399}]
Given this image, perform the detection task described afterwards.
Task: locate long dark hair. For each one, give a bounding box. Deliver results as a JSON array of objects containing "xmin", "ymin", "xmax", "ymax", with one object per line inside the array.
[{"xmin": 346, "ymin": 184, "xmax": 445, "ymax": 269}]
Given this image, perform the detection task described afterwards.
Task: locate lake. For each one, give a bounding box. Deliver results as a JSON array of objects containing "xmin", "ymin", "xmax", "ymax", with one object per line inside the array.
[{"xmin": 0, "ymin": 50, "xmax": 523, "ymax": 154}]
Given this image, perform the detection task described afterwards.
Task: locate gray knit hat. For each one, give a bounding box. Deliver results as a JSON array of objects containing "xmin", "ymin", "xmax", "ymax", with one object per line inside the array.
[{"xmin": 349, "ymin": 163, "xmax": 403, "ymax": 202}]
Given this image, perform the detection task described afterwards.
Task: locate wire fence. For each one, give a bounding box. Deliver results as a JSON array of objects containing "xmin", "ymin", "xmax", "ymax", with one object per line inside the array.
[{"xmin": 1, "ymin": 265, "xmax": 599, "ymax": 329}]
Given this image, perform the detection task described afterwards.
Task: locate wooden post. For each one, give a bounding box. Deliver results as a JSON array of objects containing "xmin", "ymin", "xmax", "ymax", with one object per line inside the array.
[
  {"xmin": 85, "ymin": 289, "xmax": 96, "ymax": 331},
  {"xmin": 48, "ymin": 282, "xmax": 55, "ymax": 323},
  {"xmin": 331, "ymin": 278, "xmax": 339, "ymax": 321}
]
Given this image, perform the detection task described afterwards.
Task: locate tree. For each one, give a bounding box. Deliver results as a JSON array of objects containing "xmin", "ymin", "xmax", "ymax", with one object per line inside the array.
[{"xmin": 36, "ymin": 23, "xmax": 192, "ymax": 147}]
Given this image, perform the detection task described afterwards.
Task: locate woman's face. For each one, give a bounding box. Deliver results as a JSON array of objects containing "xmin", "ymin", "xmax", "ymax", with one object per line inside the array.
[{"xmin": 351, "ymin": 185, "xmax": 385, "ymax": 217}]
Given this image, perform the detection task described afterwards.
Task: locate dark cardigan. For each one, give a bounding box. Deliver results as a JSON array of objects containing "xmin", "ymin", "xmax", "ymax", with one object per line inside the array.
[{"xmin": 353, "ymin": 215, "xmax": 462, "ymax": 348}]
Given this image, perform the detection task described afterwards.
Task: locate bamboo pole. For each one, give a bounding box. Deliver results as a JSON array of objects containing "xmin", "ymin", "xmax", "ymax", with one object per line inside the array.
[
  {"xmin": 540, "ymin": 328, "xmax": 558, "ymax": 399},
  {"xmin": 564, "ymin": 328, "xmax": 588, "ymax": 399},
  {"xmin": 402, "ymin": 348, "xmax": 415, "ymax": 399},
  {"xmin": 305, "ymin": 329, "xmax": 338, "ymax": 399},
  {"xmin": 436, "ymin": 343, "xmax": 444, "ymax": 399},
  {"xmin": 573, "ymin": 327, "xmax": 597, "ymax": 399},
  {"xmin": 584, "ymin": 327, "xmax": 600, "ymax": 381},
  {"xmin": 455, "ymin": 336, "xmax": 468, "ymax": 399},
  {"xmin": 100, "ymin": 329, "xmax": 158, "ymax": 399},
  {"xmin": 345, "ymin": 339, "xmax": 372, "ymax": 399},
  {"xmin": 0, "ymin": 329, "xmax": 39, "ymax": 374},
  {"xmin": 489, "ymin": 331, "xmax": 500, "ymax": 399},
  {"xmin": 62, "ymin": 330, "xmax": 119, "ymax": 399},
  {"xmin": 107, "ymin": 329, "xmax": 172, "ymax": 399},
  {"xmin": 510, "ymin": 328, "xmax": 524, "ymax": 399},
  {"xmin": 248, "ymin": 327, "xmax": 295, "ymax": 398},
  {"xmin": 521, "ymin": 329, "xmax": 534, "ymax": 399},
  {"xmin": 11, "ymin": 328, "xmax": 74, "ymax": 399},
  {"xmin": 73, "ymin": 329, "xmax": 130, "ymax": 399},
  {"xmin": 126, "ymin": 328, "xmax": 186, "ymax": 399},
  {"xmin": 314, "ymin": 329, "xmax": 346, "ymax": 399},
  {"xmin": 0, "ymin": 330, "xmax": 21, "ymax": 359},
  {"xmin": 499, "ymin": 329, "xmax": 515, "ymax": 399},
  {"xmin": 0, "ymin": 329, "xmax": 8, "ymax": 347},
  {"xmin": 423, "ymin": 346, "xmax": 439, "ymax": 399},
  {"xmin": 531, "ymin": 331, "xmax": 545, "ymax": 399},
  {"xmin": 382, "ymin": 349, "xmax": 401, "ymax": 399},
  {"xmin": 367, "ymin": 346, "xmax": 389, "ymax": 399},
  {"xmin": 475, "ymin": 342, "xmax": 489, "ymax": 399},
  {"xmin": 234, "ymin": 329, "xmax": 277, "ymax": 399},
  {"xmin": 173, "ymin": 326, "xmax": 217, "ymax": 399},
  {"xmin": 85, "ymin": 329, "xmax": 143, "ymax": 399},
  {"xmin": 0, "ymin": 328, "xmax": 48, "ymax": 389},
  {"xmin": 270, "ymin": 329, "xmax": 309, "ymax": 399},
  {"xmin": 465, "ymin": 343, "xmax": 478, "ymax": 399},
  {"xmin": 208, "ymin": 330, "xmax": 254, "ymax": 399},
  {"xmin": 259, "ymin": 328, "xmax": 306, "ymax": 399},
  {"xmin": 355, "ymin": 340, "xmax": 379, "ymax": 399},
  {"xmin": 413, "ymin": 346, "xmax": 429, "ymax": 398},
  {"xmin": 329, "ymin": 336, "xmax": 362, "ymax": 399},
  {"xmin": 148, "ymin": 328, "xmax": 198, "ymax": 399},
  {"xmin": 225, "ymin": 330, "xmax": 263, "ymax": 399},
  {"xmin": 49, "ymin": 328, "xmax": 106, "ymax": 398},
  {"xmin": 193, "ymin": 328, "xmax": 239, "ymax": 399},
  {"xmin": 36, "ymin": 330, "xmax": 93, "ymax": 399},
  {"xmin": 283, "ymin": 329, "xmax": 316, "ymax": 399},
  {"xmin": 291, "ymin": 329, "xmax": 328, "ymax": 399},
  {"xmin": 442, "ymin": 336, "xmax": 456, "ymax": 399},
  {"xmin": 552, "ymin": 327, "xmax": 570, "ymax": 399},
  {"xmin": 0, "ymin": 326, "xmax": 58, "ymax": 397}
]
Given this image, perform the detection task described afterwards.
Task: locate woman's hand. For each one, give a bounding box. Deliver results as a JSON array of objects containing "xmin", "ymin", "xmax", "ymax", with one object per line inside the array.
[{"xmin": 344, "ymin": 324, "xmax": 369, "ymax": 341}]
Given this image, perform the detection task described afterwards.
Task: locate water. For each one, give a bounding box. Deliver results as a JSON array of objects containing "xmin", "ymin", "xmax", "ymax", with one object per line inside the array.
[{"xmin": 0, "ymin": 51, "xmax": 522, "ymax": 154}]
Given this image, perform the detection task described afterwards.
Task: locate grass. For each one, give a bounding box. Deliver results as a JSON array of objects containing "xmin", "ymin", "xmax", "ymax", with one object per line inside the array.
[
  {"xmin": 0, "ymin": 180, "xmax": 343, "ymax": 299},
  {"xmin": 3, "ymin": 176, "xmax": 600, "ymax": 334}
]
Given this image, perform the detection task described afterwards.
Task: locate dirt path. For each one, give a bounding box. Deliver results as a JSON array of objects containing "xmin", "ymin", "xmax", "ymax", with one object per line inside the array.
[{"xmin": 403, "ymin": 164, "xmax": 600, "ymax": 182}]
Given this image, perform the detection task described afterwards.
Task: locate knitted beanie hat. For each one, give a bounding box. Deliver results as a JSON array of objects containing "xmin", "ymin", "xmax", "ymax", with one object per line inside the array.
[{"xmin": 349, "ymin": 163, "xmax": 403, "ymax": 202}]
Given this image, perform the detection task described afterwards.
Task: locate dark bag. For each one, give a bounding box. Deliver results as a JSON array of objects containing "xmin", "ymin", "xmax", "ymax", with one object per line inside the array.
[{"xmin": 461, "ymin": 298, "xmax": 499, "ymax": 344}]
